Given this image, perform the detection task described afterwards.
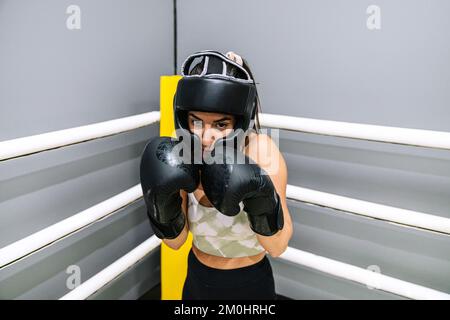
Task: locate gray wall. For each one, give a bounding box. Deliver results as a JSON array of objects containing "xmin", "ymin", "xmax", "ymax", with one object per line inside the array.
[
  {"xmin": 1, "ymin": 0, "xmax": 449, "ymax": 300},
  {"xmin": 178, "ymin": 0, "xmax": 450, "ymax": 299},
  {"xmin": 0, "ymin": 0, "xmax": 172, "ymax": 299}
]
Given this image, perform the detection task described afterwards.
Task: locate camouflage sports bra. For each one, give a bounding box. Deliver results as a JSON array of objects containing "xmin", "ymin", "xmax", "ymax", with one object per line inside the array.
[{"xmin": 187, "ymin": 192, "xmax": 265, "ymax": 258}]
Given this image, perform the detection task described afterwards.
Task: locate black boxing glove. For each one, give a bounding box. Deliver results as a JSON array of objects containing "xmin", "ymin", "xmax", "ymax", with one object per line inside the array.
[
  {"xmin": 201, "ymin": 147, "xmax": 284, "ymax": 236},
  {"xmin": 140, "ymin": 136, "xmax": 199, "ymax": 239}
]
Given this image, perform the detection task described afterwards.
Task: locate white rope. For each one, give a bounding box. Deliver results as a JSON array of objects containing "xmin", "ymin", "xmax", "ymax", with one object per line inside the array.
[
  {"xmin": 2, "ymin": 111, "xmax": 449, "ymax": 162},
  {"xmin": 2, "ymin": 183, "xmax": 448, "ymax": 270},
  {"xmin": 60, "ymin": 236, "xmax": 161, "ymax": 300},
  {"xmin": 287, "ymin": 185, "xmax": 450, "ymax": 235},
  {"xmin": 260, "ymin": 113, "xmax": 450, "ymax": 150},
  {"xmin": 0, "ymin": 185, "xmax": 143, "ymax": 269},
  {"xmin": 0, "ymin": 111, "xmax": 160, "ymax": 161},
  {"xmin": 59, "ymin": 242, "xmax": 450, "ymax": 300},
  {"xmin": 280, "ymin": 247, "xmax": 450, "ymax": 300},
  {"xmin": 1, "ymin": 111, "xmax": 449, "ymax": 299}
]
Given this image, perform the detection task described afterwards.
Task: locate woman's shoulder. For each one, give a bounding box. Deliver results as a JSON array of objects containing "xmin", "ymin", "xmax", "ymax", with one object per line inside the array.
[
  {"xmin": 245, "ymin": 132, "xmax": 286, "ymax": 177},
  {"xmin": 246, "ymin": 132, "xmax": 276, "ymax": 147},
  {"xmin": 245, "ymin": 132, "xmax": 281, "ymax": 159}
]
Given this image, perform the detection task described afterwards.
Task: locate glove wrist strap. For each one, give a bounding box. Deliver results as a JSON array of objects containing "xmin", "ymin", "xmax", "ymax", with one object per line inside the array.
[{"xmin": 148, "ymin": 211, "xmax": 186, "ymax": 239}]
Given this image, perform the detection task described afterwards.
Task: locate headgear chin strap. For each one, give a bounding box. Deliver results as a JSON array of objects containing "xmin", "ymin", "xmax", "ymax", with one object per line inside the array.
[{"xmin": 174, "ymin": 50, "xmax": 257, "ymax": 150}]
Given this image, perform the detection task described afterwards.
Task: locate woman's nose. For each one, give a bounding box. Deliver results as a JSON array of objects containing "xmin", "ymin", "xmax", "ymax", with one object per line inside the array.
[{"xmin": 200, "ymin": 126, "xmax": 219, "ymax": 149}]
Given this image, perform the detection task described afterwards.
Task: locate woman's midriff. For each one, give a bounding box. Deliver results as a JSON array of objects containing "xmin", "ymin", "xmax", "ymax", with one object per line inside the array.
[
  {"xmin": 189, "ymin": 180, "xmax": 266, "ymax": 270},
  {"xmin": 192, "ymin": 244, "xmax": 266, "ymax": 270}
]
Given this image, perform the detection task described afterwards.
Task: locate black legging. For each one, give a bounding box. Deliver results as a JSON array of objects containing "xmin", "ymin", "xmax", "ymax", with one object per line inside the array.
[{"xmin": 182, "ymin": 248, "xmax": 277, "ymax": 300}]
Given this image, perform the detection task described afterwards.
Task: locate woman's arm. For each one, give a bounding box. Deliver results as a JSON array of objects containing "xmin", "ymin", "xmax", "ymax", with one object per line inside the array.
[
  {"xmin": 162, "ymin": 190, "xmax": 190, "ymax": 250},
  {"xmin": 246, "ymin": 134, "xmax": 293, "ymax": 257}
]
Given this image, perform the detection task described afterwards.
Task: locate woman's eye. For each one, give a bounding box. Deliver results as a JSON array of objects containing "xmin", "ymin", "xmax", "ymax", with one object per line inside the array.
[{"xmin": 215, "ymin": 122, "xmax": 228, "ymax": 129}]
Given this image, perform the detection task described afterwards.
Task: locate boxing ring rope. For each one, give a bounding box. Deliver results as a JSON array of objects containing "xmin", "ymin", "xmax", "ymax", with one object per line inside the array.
[
  {"xmin": 279, "ymin": 247, "xmax": 450, "ymax": 300},
  {"xmin": 59, "ymin": 231, "xmax": 450, "ymax": 300},
  {"xmin": 60, "ymin": 240, "xmax": 450, "ymax": 300},
  {"xmin": 1, "ymin": 112, "xmax": 450, "ymax": 299},
  {"xmin": 0, "ymin": 185, "xmax": 143, "ymax": 269},
  {"xmin": 2, "ymin": 112, "xmax": 449, "ymax": 163},
  {"xmin": 287, "ymin": 185, "xmax": 450, "ymax": 235},
  {"xmin": 0, "ymin": 111, "xmax": 160, "ymax": 161},
  {"xmin": 0, "ymin": 111, "xmax": 448, "ymax": 237},
  {"xmin": 0, "ymin": 184, "xmax": 446, "ymax": 300},
  {"xmin": 2, "ymin": 182, "xmax": 450, "ymax": 270},
  {"xmin": 60, "ymin": 235, "xmax": 162, "ymax": 300},
  {"xmin": 259, "ymin": 113, "xmax": 450, "ymax": 150}
]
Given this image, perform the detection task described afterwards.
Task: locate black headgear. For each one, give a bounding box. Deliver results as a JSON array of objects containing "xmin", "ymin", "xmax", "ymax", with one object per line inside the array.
[{"xmin": 174, "ymin": 50, "xmax": 257, "ymax": 149}]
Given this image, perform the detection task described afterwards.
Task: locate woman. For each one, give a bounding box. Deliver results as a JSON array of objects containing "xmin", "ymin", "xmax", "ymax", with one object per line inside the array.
[{"xmin": 167, "ymin": 50, "xmax": 293, "ymax": 300}]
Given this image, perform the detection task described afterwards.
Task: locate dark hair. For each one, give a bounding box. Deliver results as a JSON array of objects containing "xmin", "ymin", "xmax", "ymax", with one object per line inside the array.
[
  {"xmin": 241, "ymin": 57, "xmax": 261, "ymax": 133},
  {"xmin": 187, "ymin": 54, "xmax": 262, "ymax": 134}
]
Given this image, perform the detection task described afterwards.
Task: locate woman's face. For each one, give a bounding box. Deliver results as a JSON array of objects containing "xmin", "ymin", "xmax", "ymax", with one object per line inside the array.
[{"xmin": 187, "ymin": 111, "xmax": 236, "ymax": 150}]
